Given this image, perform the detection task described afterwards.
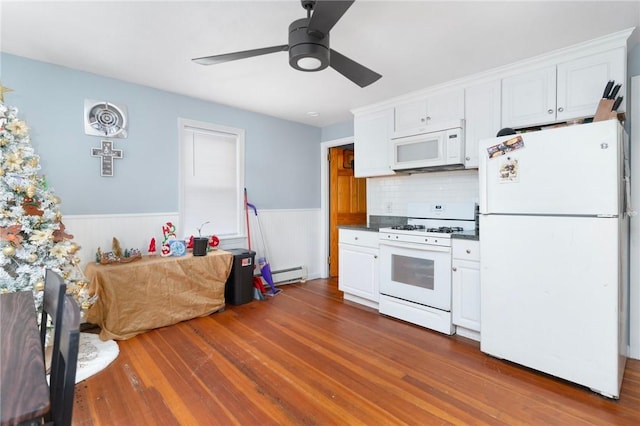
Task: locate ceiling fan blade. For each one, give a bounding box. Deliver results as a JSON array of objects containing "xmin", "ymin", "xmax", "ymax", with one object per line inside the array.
[
  {"xmin": 192, "ymin": 45, "xmax": 289, "ymax": 65},
  {"xmin": 307, "ymin": 0, "xmax": 354, "ymax": 38},
  {"xmin": 329, "ymin": 49, "xmax": 381, "ymax": 88}
]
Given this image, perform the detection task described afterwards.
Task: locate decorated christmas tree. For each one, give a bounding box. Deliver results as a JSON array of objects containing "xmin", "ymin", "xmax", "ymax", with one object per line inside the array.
[{"xmin": 0, "ymin": 90, "xmax": 94, "ymax": 314}]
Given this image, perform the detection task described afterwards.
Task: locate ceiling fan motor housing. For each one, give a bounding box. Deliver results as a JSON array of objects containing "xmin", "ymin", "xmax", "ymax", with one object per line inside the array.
[{"xmin": 288, "ymin": 18, "xmax": 329, "ymax": 72}]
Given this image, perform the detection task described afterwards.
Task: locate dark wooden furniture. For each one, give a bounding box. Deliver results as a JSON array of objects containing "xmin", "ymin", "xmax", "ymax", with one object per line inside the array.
[
  {"xmin": 40, "ymin": 269, "xmax": 67, "ymax": 358},
  {"xmin": 45, "ymin": 295, "xmax": 80, "ymax": 426},
  {"xmin": 0, "ymin": 291, "xmax": 50, "ymax": 426}
]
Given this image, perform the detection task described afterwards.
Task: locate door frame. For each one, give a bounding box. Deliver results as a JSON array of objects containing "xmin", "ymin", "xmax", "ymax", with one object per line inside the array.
[{"xmin": 319, "ymin": 136, "xmax": 354, "ymax": 278}]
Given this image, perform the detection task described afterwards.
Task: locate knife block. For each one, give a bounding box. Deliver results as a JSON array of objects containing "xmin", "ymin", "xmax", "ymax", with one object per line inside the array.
[{"xmin": 593, "ymin": 98, "xmax": 617, "ymax": 122}]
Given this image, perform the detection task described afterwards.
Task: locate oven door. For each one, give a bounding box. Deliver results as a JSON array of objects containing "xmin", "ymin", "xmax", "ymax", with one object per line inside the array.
[{"xmin": 379, "ymin": 240, "xmax": 452, "ymax": 311}]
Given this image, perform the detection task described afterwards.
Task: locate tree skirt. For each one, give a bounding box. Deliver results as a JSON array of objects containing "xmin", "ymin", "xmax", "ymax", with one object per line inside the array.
[{"xmin": 75, "ymin": 332, "xmax": 119, "ymax": 383}]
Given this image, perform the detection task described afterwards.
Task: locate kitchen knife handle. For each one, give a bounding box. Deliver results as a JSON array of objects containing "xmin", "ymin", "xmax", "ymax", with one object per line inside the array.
[
  {"xmin": 603, "ymin": 80, "xmax": 614, "ymax": 98},
  {"xmin": 609, "ymin": 84, "xmax": 622, "ymax": 99},
  {"xmin": 612, "ymin": 96, "xmax": 623, "ymax": 111}
]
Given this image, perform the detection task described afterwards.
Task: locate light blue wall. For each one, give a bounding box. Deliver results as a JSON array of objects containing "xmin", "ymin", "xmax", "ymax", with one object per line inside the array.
[
  {"xmin": 321, "ymin": 120, "xmax": 353, "ymax": 142},
  {"xmin": 0, "ymin": 53, "xmax": 321, "ymax": 214}
]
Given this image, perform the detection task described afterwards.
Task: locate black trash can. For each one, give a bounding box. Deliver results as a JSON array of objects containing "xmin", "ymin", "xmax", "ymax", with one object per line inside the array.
[{"xmin": 225, "ymin": 249, "xmax": 256, "ymax": 305}]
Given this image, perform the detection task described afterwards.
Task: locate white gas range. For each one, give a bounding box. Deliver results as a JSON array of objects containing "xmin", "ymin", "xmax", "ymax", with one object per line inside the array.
[{"xmin": 378, "ymin": 202, "xmax": 477, "ymax": 334}]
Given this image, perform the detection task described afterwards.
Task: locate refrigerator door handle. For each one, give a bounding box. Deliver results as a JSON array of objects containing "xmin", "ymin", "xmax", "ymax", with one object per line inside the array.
[{"xmin": 479, "ymin": 149, "xmax": 489, "ymax": 214}]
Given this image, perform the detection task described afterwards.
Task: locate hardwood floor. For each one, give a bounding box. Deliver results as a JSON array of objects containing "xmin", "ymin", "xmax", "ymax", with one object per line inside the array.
[{"xmin": 73, "ymin": 278, "xmax": 640, "ymax": 425}]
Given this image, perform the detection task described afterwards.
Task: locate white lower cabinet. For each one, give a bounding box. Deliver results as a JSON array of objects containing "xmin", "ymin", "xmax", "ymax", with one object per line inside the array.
[
  {"xmin": 452, "ymin": 239, "xmax": 480, "ymax": 340},
  {"xmin": 338, "ymin": 229, "xmax": 379, "ymax": 309}
]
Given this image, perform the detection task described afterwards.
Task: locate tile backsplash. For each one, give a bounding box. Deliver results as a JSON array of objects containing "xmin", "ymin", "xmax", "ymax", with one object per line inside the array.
[{"xmin": 367, "ymin": 169, "xmax": 479, "ymax": 219}]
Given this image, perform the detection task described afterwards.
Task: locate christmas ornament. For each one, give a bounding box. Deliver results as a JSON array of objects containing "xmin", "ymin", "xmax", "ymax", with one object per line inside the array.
[
  {"xmin": 26, "ymin": 185, "xmax": 36, "ymax": 198},
  {"xmin": 51, "ymin": 195, "xmax": 61, "ymax": 204},
  {"xmin": 68, "ymin": 242, "xmax": 80, "ymax": 254},
  {"xmin": 34, "ymin": 280, "xmax": 45, "ymax": 292},
  {"xmin": 30, "ymin": 229, "xmax": 54, "ymax": 245},
  {"xmin": 112, "ymin": 237, "xmax": 123, "ymax": 257},
  {"xmin": 52, "ymin": 221, "xmax": 74, "ymax": 242},
  {"xmin": 22, "ymin": 197, "xmax": 44, "ymax": 216},
  {"xmin": 2, "ymin": 245, "xmax": 16, "ymax": 256},
  {"xmin": 148, "ymin": 237, "xmax": 156, "ymax": 255},
  {"xmin": 50, "ymin": 244, "xmax": 68, "ymax": 260},
  {"xmin": 5, "ymin": 151, "xmax": 24, "ymax": 171},
  {"xmin": 0, "ymin": 225, "xmax": 23, "ymax": 248},
  {"xmin": 169, "ymin": 239, "xmax": 187, "ymax": 256},
  {"xmin": 5, "ymin": 119, "xmax": 29, "ymax": 136},
  {"xmin": 0, "ymin": 168, "xmax": 4, "ymax": 177},
  {"xmin": 27, "ymin": 253, "xmax": 38, "ymax": 263}
]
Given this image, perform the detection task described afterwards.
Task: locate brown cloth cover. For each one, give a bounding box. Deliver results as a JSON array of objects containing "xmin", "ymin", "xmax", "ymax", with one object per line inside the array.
[{"xmin": 85, "ymin": 250, "xmax": 233, "ymax": 340}]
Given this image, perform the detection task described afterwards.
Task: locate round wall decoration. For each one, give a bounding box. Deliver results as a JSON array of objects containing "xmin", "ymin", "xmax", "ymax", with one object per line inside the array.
[{"xmin": 84, "ymin": 99, "xmax": 128, "ymax": 138}]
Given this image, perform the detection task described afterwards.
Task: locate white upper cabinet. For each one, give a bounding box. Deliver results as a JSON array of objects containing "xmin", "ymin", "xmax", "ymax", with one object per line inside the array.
[
  {"xmin": 502, "ymin": 48, "xmax": 625, "ymax": 129},
  {"xmin": 464, "ymin": 79, "xmax": 501, "ymax": 169},
  {"xmin": 353, "ymin": 108, "xmax": 395, "ymax": 177},
  {"xmin": 502, "ymin": 66, "xmax": 556, "ymax": 128},
  {"xmin": 556, "ymin": 48, "xmax": 625, "ymax": 120},
  {"xmin": 393, "ymin": 89, "xmax": 464, "ymax": 137}
]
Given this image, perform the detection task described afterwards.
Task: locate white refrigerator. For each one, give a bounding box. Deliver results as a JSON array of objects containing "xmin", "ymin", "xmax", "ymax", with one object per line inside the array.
[{"xmin": 479, "ymin": 120, "xmax": 628, "ymax": 399}]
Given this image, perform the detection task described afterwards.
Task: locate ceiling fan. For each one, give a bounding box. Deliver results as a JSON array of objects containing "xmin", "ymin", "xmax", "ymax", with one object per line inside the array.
[{"xmin": 192, "ymin": 0, "xmax": 381, "ymax": 88}]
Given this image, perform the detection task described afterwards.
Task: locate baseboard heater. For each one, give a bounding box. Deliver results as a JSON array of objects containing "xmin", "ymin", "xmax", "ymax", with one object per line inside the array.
[{"xmin": 256, "ymin": 266, "xmax": 306, "ymax": 285}]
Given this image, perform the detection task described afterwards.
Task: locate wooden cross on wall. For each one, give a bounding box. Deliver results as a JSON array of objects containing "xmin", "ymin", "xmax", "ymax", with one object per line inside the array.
[{"xmin": 91, "ymin": 140, "xmax": 123, "ymax": 177}]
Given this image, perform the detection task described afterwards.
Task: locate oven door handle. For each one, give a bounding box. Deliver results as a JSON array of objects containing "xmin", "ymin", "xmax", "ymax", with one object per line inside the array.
[{"xmin": 379, "ymin": 240, "xmax": 451, "ymax": 252}]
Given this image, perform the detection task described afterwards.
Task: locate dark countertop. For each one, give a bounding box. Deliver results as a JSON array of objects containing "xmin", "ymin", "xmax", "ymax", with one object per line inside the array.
[
  {"xmin": 340, "ymin": 225, "xmax": 480, "ymax": 240},
  {"xmin": 338, "ymin": 225, "xmax": 380, "ymax": 232},
  {"xmin": 451, "ymin": 230, "xmax": 480, "ymax": 241}
]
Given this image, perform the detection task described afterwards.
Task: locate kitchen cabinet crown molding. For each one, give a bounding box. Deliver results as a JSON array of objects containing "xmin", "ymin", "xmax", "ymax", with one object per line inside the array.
[{"xmin": 351, "ymin": 27, "xmax": 634, "ymax": 118}]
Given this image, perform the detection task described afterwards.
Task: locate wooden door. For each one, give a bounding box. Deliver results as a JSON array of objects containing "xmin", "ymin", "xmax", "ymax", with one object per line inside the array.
[{"xmin": 329, "ymin": 147, "xmax": 366, "ymax": 277}]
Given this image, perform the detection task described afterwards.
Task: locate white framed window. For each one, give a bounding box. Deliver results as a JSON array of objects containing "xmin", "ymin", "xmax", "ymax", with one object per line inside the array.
[{"xmin": 178, "ymin": 118, "xmax": 245, "ymax": 240}]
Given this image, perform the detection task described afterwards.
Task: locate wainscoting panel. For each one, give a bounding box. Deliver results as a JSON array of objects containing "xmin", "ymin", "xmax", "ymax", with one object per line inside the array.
[
  {"xmin": 63, "ymin": 212, "xmax": 180, "ymax": 267},
  {"xmin": 246, "ymin": 208, "xmax": 321, "ymax": 283},
  {"xmin": 64, "ymin": 209, "xmax": 322, "ymax": 282}
]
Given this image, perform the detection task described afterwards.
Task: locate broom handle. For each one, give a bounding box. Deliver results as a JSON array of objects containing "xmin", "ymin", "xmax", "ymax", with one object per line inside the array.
[{"xmin": 244, "ymin": 188, "xmax": 252, "ymax": 251}]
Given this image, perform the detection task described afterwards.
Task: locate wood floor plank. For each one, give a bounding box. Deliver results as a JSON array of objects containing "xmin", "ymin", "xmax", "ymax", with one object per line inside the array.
[{"xmin": 73, "ymin": 279, "xmax": 640, "ymax": 425}]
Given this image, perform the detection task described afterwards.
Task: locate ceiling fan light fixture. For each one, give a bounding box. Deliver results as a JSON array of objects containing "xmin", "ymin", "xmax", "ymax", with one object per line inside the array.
[
  {"xmin": 288, "ymin": 17, "xmax": 330, "ymax": 72},
  {"xmin": 297, "ymin": 56, "xmax": 323, "ymax": 71}
]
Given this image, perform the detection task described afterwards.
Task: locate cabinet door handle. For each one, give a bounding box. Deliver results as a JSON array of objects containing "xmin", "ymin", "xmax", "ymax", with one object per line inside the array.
[
  {"xmin": 557, "ymin": 107, "xmax": 564, "ymax": 112},
  {"xmin": 452, "ymin": 266, "xmax": 457, "ymax": 272},
  {"xmin": 420, "ymin": 117, "xmax": 426, "ymax": 123},
  {"xmin": 547, "ymin": 109, "xmax": 554, "ymax": 114},
  {"xmin": 354, "ymin": 237, "xmax": 358, "ymax": 240},
  {"xmin": 466, "ymin": 249, "xmax": 471, "ymax": 254},
  {"xmin": 465, "ymin": 156, "xmax": 470, "ymax": 161},
  {"xmin": 374, "ymin": 255, "xmax": 377, "ymax": 259},
  {"xmin": 426, "ymin": 116, "xmax": 431, "ymax": 121}
]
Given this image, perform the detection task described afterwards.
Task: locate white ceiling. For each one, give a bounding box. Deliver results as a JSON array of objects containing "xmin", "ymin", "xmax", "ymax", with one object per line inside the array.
[{"xmin": 1, "ymin": 1, "xmax": 639, "ymax": 127}]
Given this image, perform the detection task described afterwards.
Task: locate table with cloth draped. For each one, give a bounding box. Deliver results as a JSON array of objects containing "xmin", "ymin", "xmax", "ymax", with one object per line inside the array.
[{"xmin": 84, "ymin": 250, "xmax": 234, "ymax": 340}]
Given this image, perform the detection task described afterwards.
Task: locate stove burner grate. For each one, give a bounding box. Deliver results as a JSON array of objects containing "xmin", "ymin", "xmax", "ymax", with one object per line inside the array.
[
  {"xmin": 425, "ymin": 226, "xmax": 464, "ymax": 233},
  {"xmin": 391, "ymin": 224, "xmax": 425, "ymax": 231}
]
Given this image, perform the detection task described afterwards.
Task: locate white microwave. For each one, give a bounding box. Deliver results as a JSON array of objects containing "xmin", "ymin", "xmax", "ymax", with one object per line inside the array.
[{"xmin": 391, "ymin": 122, "xmax": 465, "ymax": 172}]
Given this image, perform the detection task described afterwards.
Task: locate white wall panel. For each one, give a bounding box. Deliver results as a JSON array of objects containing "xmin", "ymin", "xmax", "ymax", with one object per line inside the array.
[
  {"xmin": 64, "ymin": 209, "xmax": 322, "ymax": 282},
  {"xmin": 63, "ymin": 213, "xmax": 180, "ymax": 267},
  {"xmin": 246, "ymin": 208, "xmax": 320, "ymax": 281}
]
